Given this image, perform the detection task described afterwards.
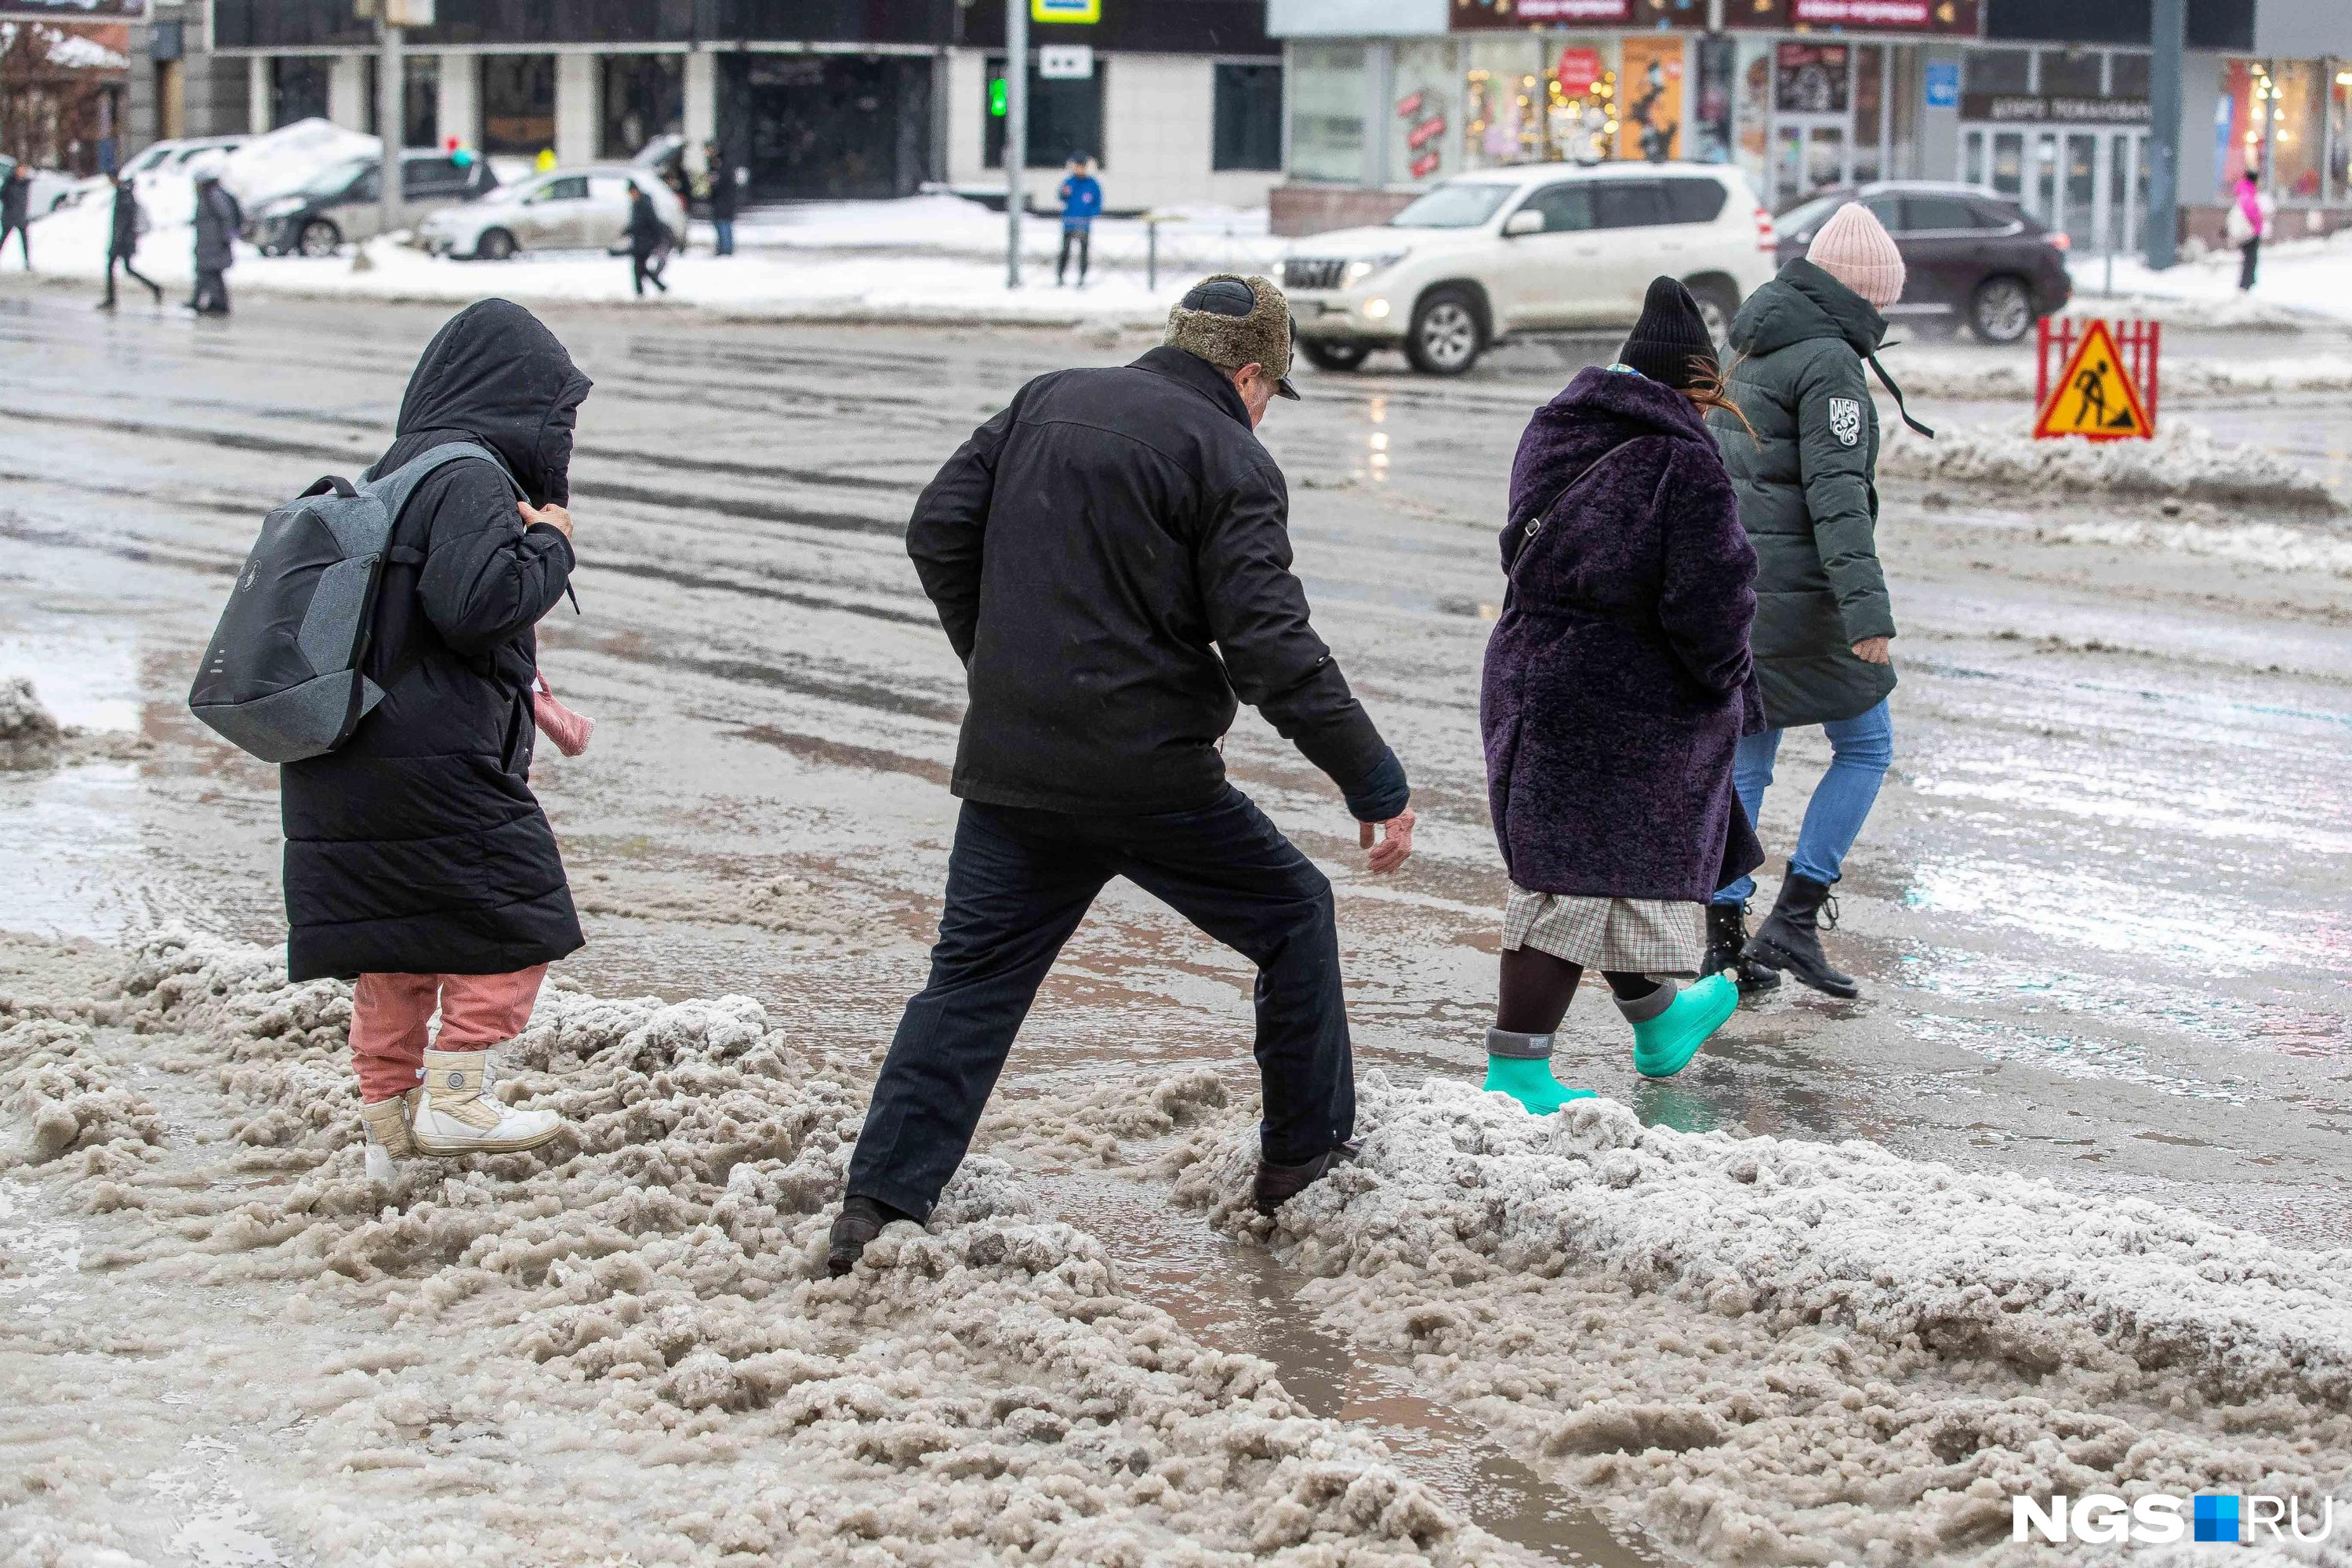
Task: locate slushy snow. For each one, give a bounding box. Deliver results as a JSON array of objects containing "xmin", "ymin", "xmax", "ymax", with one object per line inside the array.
[
  {"xmin": 1880, "ymin": 422, "xmax": 2347, "ymax": 513},
  {"xmin": 1171, "ymin": 1073, "xmax": 2352, "ymax": 1566},
  {"xmin": 0, "ymin": 931, "xmax": 1521, "ymax": 1567}
]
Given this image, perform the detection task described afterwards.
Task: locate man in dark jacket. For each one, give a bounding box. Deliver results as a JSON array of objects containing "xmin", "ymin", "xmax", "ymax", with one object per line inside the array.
[
  {"xmin": 828, "ymin": 274, "xmax": 1417, "ymax": 1273},
  {"xmin": 99, "ymin": 173, "xmax": 163, "ymax": 310},
  {"xmin": 626, "ymin": 182, "xmax": 670, "ymax": 296},
  {"xmin": 1705, "ymin": 203, "xmax": 1918, "ymax": 999},
  {"xmin": 704, "ymin": 141, "xmax": 742, "ymax": 256},
  {"xmin": 1, "ymin": 164, "xmax": 31, "ymax": 270},
  {"xmin": 190, "ymin": 170, "xmax": 241, "ymax": 316},
  {"xmin": 281, "ymin": 299, "xmax": 590, "ymax": 1168}
]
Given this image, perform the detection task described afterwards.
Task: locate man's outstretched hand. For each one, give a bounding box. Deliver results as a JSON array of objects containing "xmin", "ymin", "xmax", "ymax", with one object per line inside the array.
[{"xmin": 1360, "ymin": 808, "xmax": 1416, "ymax": 875}]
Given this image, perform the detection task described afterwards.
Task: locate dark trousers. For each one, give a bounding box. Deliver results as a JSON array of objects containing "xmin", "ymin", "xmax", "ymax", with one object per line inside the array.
[
  {"xmin": 846, "ymin": 787, "xmax": 1355, "ymax": 1220},
  {"xmin": 632, "ymin": 249, "xmax": 669, "ymax": 295},
  {"xmin": 103, "ymin": 253, "xmax": 158, "ymax": 304},
  {"xmin": 2238, "ymin": 235, "xmax": 2260, "ymax": 291},
  {"xmin": 191, "ymin": 267, "xmax": 229, "ymax": 314},
  {"xmin": 1056, "ymin": 223, "xmax": 1090, "ymax": 284},
  {"xmin": 2, "ymin": 221, "xmax": 26, "ymax": 268}
]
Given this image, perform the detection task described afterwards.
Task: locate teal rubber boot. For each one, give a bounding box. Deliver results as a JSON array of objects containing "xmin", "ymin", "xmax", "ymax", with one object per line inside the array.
[
  {"xmin": 1482, "ymin": 1029, "xmax": 1597, "ymax": 1114},
  {"xmin": 1628, "ymin": 974, "xmax": 1738, "ymax": 1079}
]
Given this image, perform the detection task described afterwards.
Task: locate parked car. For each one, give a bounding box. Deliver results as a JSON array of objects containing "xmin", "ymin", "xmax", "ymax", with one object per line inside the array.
[
  {"xmin": 415, "ymin": 165, "xmax": 688, "ymax": 260},
  {"xmin": 0, "ymin": 156, "xmax": 86, "ymax": 216},
  {"xmin": 1280, "ymin": 162, "xmax": 1777, "ymax": 377},
  {"xmin": 249, "ymin": 150, "xmax": 497, "ymax": 256},
  {"xmin": 1773, "ymin": 182, "xmax": 2071, "ymax": 343},
  {"xmin": 54, "ymin": 135, "xmax": 253, "ymax": 209}
]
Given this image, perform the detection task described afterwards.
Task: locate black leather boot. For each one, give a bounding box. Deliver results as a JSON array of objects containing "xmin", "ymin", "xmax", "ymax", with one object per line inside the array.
[
  {"xmin": 1744, "ymin": 869, "xmax": 1859, "ymax": 999},
  {"xmin": 1704, "ymin": 901, "xmax": 1781, "ymax": 993},
  {"xmin": 826, "ymin": 1193, "xmax": 918, "ymax": 1276},
  {"xmin": 1252, "ymin": 1140, "xmax": 1359, "ymax": 1216}
]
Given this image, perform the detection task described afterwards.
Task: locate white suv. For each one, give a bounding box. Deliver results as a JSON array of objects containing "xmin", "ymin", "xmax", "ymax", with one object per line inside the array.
[{"xmin": 1282, "ymin": 162, "xmax": 1777, "ymax": 376}]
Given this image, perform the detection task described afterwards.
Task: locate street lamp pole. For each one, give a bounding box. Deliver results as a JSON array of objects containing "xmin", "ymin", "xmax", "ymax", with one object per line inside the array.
[
  {"xmin": 2143, "ymin": 0, "xmax": 2184, "ymax": 270},
  {"xmin": 1006, "ymin": 0, "xmax": 1026, "ymax": 288},
  {"xmin": 379, "ymin": 19, "xmax": 404, "ymax": 244}
]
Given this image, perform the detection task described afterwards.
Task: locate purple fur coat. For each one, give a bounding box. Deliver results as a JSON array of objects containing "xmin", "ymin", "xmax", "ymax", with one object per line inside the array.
[{"xmin": 1481, "ymin": 366, "xmax": 1766, "ymax": 902}]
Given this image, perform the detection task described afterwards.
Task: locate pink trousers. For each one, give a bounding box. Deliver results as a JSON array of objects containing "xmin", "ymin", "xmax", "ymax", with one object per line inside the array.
[{"xmin": 350, "ymin": 967, "xmax": 548, "ymax": 1105}]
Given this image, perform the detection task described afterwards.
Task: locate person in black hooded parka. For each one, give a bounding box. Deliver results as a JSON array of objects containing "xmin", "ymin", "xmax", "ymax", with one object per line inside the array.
[{"xmin": 282, "ymin": 298, "xmax": 592, "ymax": 1176}]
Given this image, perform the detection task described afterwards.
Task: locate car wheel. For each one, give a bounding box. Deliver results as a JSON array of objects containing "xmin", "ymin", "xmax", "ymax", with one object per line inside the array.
[
  {"xmin": 475, "ymin": 228, "xmax": 516, "ymax": 262},
  {"xmin": 1298, "ymin": 339, "xmax": 1373, "ymax": 372},
  {"xmin": 1970, "ymin": 275, "xmax": 2035, "ymax": 344},
  {"xmin": 1685, "ymin": 278, "xmax": 1741, "ymax": 351},
  {"xmin": 297, "ymin": 218, "xmax": 340, "ymax": 258},
  {"xmin": 1405, "ymin": 287, "xmax": 1485, "ymax": 376}
]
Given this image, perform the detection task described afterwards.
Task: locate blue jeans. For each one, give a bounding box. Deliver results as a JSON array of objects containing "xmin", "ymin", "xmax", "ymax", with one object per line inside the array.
[
  {"xmin": 713, "ymin": 219, "xmax": 735, "ymax": 256},
  {"xmin": 846, "ymin": 788, "xmax": 1355, "ymax": 1220},
  {"xmin": 1714, "ymin": 699, "xmax": 1893, "ymax": 905}
]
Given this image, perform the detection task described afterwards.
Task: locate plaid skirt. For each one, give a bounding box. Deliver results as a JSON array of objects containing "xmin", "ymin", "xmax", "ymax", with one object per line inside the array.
[{"xmin": 1501, "ymin": 884, "xmax": 1706, "ymax": 976}]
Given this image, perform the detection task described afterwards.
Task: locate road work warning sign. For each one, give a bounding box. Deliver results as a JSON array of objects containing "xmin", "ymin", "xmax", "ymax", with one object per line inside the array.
[{"xmin": 2033, "ymin": 318, "xmax": 2158, "ymax": 441}]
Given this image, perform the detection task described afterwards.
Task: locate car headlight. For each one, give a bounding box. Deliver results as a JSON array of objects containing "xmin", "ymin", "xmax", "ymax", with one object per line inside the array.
[{"xmin": 1345, "ymin": 252, "xmax": 1407, "ymax": 284}]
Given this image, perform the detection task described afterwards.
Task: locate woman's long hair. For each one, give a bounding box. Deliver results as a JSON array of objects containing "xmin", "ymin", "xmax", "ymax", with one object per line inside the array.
[{"xmin": 1682, "ymin": 354, "xmax": 1757, "ymax": 441}]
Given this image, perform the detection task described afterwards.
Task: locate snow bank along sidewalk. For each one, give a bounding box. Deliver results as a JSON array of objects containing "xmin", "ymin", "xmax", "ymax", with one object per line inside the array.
[
  {"xmin": 1, "ymin": 931, "xmax": 1518, "ymax": 1567},
  {"xmin": 1173, "ymin": 1075, "xmax": 2352, "ymax": 1567},
  {"xmin": 1880, "ymin": 421, "xmax": 2347, "ymax": 514}
]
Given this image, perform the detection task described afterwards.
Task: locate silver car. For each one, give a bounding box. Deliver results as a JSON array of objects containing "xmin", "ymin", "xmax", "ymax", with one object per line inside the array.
[
  {"xmin": 249, "ymin": 151, "xmax": 497, "ymax": 256},
  {"xmin": 416, "ymin": 165, "xmax": 687, "ymax": 261}
]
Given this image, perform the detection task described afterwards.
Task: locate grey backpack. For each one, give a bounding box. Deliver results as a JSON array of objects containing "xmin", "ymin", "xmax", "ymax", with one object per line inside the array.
[{"xmin": 188, "ymin": 442, "xmax": 521, "ymax": 763}]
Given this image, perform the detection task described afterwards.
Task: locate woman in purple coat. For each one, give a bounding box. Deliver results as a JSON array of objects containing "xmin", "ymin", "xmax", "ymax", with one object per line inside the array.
[{"xmin": 1479, "ymin": 278, "xmax": 1765, "ymax": 1112}]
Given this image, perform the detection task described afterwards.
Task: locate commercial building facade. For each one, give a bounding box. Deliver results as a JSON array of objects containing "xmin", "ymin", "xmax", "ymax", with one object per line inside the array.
[
  {"xmin": 1267, "ymin": 0, "xmax": 2352, "ymax": 247},
  {"xmin": 122, "ymin": 0, "xmax": 1283, "ymax": 212}
]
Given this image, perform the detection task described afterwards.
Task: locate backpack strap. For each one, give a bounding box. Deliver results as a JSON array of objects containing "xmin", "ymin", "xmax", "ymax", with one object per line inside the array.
[{"xmin": 363, "ymin": 441, "xmax": 524, "ymax": 548}]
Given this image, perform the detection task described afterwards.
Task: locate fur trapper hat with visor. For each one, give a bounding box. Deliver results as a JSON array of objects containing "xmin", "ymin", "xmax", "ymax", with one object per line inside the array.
[{"xmin": 1164, "ymin": 274, "xmax": 1301, "ymax": 399}]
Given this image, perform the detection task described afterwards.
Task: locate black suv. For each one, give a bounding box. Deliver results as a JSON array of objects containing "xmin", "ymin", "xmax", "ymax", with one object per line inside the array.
[{"xmin": 1774, "ymin": 182, "xmax": 2071, "ymax": 343}]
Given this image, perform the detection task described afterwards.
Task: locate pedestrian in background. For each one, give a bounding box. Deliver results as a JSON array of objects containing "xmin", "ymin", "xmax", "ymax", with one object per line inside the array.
[
  {"xmin": 1706, "ymin": 202, "xmax": 1929, "ymax": 1000},
  {"xmin": 281, "ymin": 299, "xmax": 592, "ymax": 1178},
  {"xmin": 2227, "ymin": 169, "xmax": 2272, "ymax": 291},
  {"xmin": 826, "ymin": 274, "xmax": 1416, "ymax": 1275},
  {"xmin": 626, "ymin": 180, "xmax": 670, "ymax": 296},
  {"xmin": 98, "ymin": 171, "xmax": 162, "ymax": 310},
  {"xmin": 2, "ymin": 164, "xmax": 32, "ymax": 270},
  {"xmin": 705, "ymin": 140, "xmax": 742, "ymax": 258},
  {"xmin": 189, "ymin": 167, "xmax": 242, "ymax": 317},
  {"xmin": 1477, "ymin": 279, "xmax": 1760, "ymax": 1114},
  {"xmin": 1055, "ymin": 153, "xmax": 1101, "ymax": 288}
]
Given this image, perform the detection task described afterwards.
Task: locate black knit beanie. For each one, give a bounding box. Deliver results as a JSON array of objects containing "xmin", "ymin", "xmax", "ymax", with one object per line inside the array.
[{"xmin": 1619, "ymin": 276, "xmax": 1718, "ymax": 390}]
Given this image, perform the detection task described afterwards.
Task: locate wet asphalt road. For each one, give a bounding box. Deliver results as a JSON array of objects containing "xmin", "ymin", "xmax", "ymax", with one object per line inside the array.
[{"xmin": 2, "ymin": 292, "xmax": 2349, "ymax": 1250}]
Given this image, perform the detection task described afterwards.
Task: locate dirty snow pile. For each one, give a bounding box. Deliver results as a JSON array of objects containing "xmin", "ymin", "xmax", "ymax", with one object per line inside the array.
[
  {"xmin": 1889, "ymin": 351, "xmax": 2352, "ymax": 404},
  {"xmin": 1, "ymin": 931, "xmax": 1517, "ymax": 1567},
  {"xmin": 1172, "ymin": 1073, "xmax": 2352, "ymax": 1566},
  {"xmin": 1882, "ymin": 420, "xmax": 2346, "ymax": 513},
  {"xmin": 0, "ymin": 675, "xmax": 64, "ymax": 770}
]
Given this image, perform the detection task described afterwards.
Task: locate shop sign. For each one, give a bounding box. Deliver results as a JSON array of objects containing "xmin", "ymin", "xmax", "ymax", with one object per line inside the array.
[
  {"xmin": 1925, "ymin": 59, "xmax": 1960, "ymax": 107},
  {"xmin": 1961, "ymin": 93, "xmax": 2150, "ymax": 125},
  {"xmin": 1775, "ymin": 42, "xmax": 1849, "ymax": 114},
  {"xmin": 1729, "ymin": 0, "xmax": 1981, "ymax": 33},
  {"xmin": 1031, "ymin": 0, "xmax": 1100, "ymax": 22},
  {"xmin": 1039, "ymin": 45, "xmax": 1094, "ymax": 78},
  {"xmin": 1556, "ymin": 46, "xmax": 1604, "ymax": 95},
  {"xmin": 1452, "ymin": 0, "xmax": 1634, "ymax": 28}
]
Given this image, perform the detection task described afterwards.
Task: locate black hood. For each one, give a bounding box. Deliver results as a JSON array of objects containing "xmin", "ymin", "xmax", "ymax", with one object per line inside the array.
[
  {"xmin": 1728, "ymin": 259, "xmax": 1886, "ymax": 361},
  {"xmin": 387, "ymin": 299, "xmax": 591, "ymax": 506}
]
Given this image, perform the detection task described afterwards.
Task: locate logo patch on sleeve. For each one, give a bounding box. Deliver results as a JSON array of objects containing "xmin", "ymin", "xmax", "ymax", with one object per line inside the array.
[{"xmin": 1828, "ymin": 397, "xmax": 1863, "ymax": 447}]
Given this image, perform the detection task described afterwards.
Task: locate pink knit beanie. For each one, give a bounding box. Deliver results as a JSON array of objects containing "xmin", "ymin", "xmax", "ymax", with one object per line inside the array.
[{"xmin": 1806, "ymin": 202, "xmax": 1906, "ymax": 309}]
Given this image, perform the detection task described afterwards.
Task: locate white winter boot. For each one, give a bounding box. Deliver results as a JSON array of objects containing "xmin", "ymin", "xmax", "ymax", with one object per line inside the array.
[
  {"xmin": 359, "ymin": 1087, "xmax": 423, "ymax": 1182},
  {"xmin": 410, "ymin": 1047, "xmax": 565, "ymax": 1157}
]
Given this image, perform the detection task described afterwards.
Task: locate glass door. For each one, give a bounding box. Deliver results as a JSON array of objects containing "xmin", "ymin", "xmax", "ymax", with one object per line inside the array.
[
  {"xmin": 2061, "ymin": 130, "xmax": 2100, "ymax": 250},
  {"xmin": 1773, "ymin": 117, "xmax": 1849, "ymax": 209}
]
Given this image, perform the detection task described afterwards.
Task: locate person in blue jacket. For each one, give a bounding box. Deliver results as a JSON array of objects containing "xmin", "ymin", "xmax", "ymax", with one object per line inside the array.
[{"xmin": 1056, "ymin": 154, "xmax": 1102, "ymax": 287}]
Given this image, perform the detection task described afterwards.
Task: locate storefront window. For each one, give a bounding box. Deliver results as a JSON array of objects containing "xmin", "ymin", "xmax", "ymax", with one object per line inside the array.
[
  {"xmin": 2269, "ymin": 60, "xmax": 2325, "ymax": 199},
  {"xmin": 1461, "ymin": 34, "xmax": 1537, "ymax": 171},
  {"xmin": 1734, "ymin": 34, "xmax": 1770, "ymax": 198},
  {"xmin": 360, "ymin": 56, "xmax": 437, "ymax": 147},
  {"xmin": 270, "ymin": 57, "xmax": 330, "ymax": 129},
  {"xmin": 2331, "ymin": 63, "xmax": 2350, "ymax": 203},
  {"xmin": 1289, "ymin": 42, "xmax": 1367, "ymax": 184},
  {"xmin": 1853, "ymin": 44, "xmax": 1883, "ymax": 183},
  {"xmin": 1965, "ymin": 49, "xmax": 2031, "ymax": 95},
  {"xmin": 1544, "ymin": 34, "xmax": 1618, "ymax": 165},
  {"xmin": 1617, "ymin": 35, "xmax": 1682, "ymax": 162},
  {"xmin": 2040, "ymin": 49, "xmax": 2101, "ymax": 98},
  {"xmin": 479, "ymin": 54, "xmax": 555, "ymax": 158},
  {"xmin": 600, "ymin": 55, "xmax": 683, "ymax": 162},
  {"xmin": 1388, "ymin": 41, "xmax": 1459, "ymax": 184},
  {"xmin": 2111, "ymin": 52, "xmax": 2151, "ymax": 100},
  {"xmin": 1213, "ymin": 64, "xmax": 1283, "ymax": 172}
]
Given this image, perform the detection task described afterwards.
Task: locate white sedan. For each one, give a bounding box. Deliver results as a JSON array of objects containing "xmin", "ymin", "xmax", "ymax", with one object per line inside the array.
[{"xmin": 416, "ymin": 165, "xmax": 686, "ymax": 261}]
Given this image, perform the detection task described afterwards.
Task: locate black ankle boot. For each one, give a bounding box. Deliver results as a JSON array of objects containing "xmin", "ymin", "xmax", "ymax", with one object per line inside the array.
[
  {"xmin": 1744, "ymin": 870, "xmax": 1858, "ymax": 998},
  {"xmin": 826, "ymin": 1193, "xmax": 917, "ymax": 1276},
  {"xmin": 1704, "ymin": 901, "xmax": 1781, "ymax": 993}
]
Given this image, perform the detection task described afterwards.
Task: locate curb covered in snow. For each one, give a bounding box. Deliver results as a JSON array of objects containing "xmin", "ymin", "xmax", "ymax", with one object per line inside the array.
[{"xmin": 1879, "ymin": 421, "xmax": 2347, "ymax": 514}]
